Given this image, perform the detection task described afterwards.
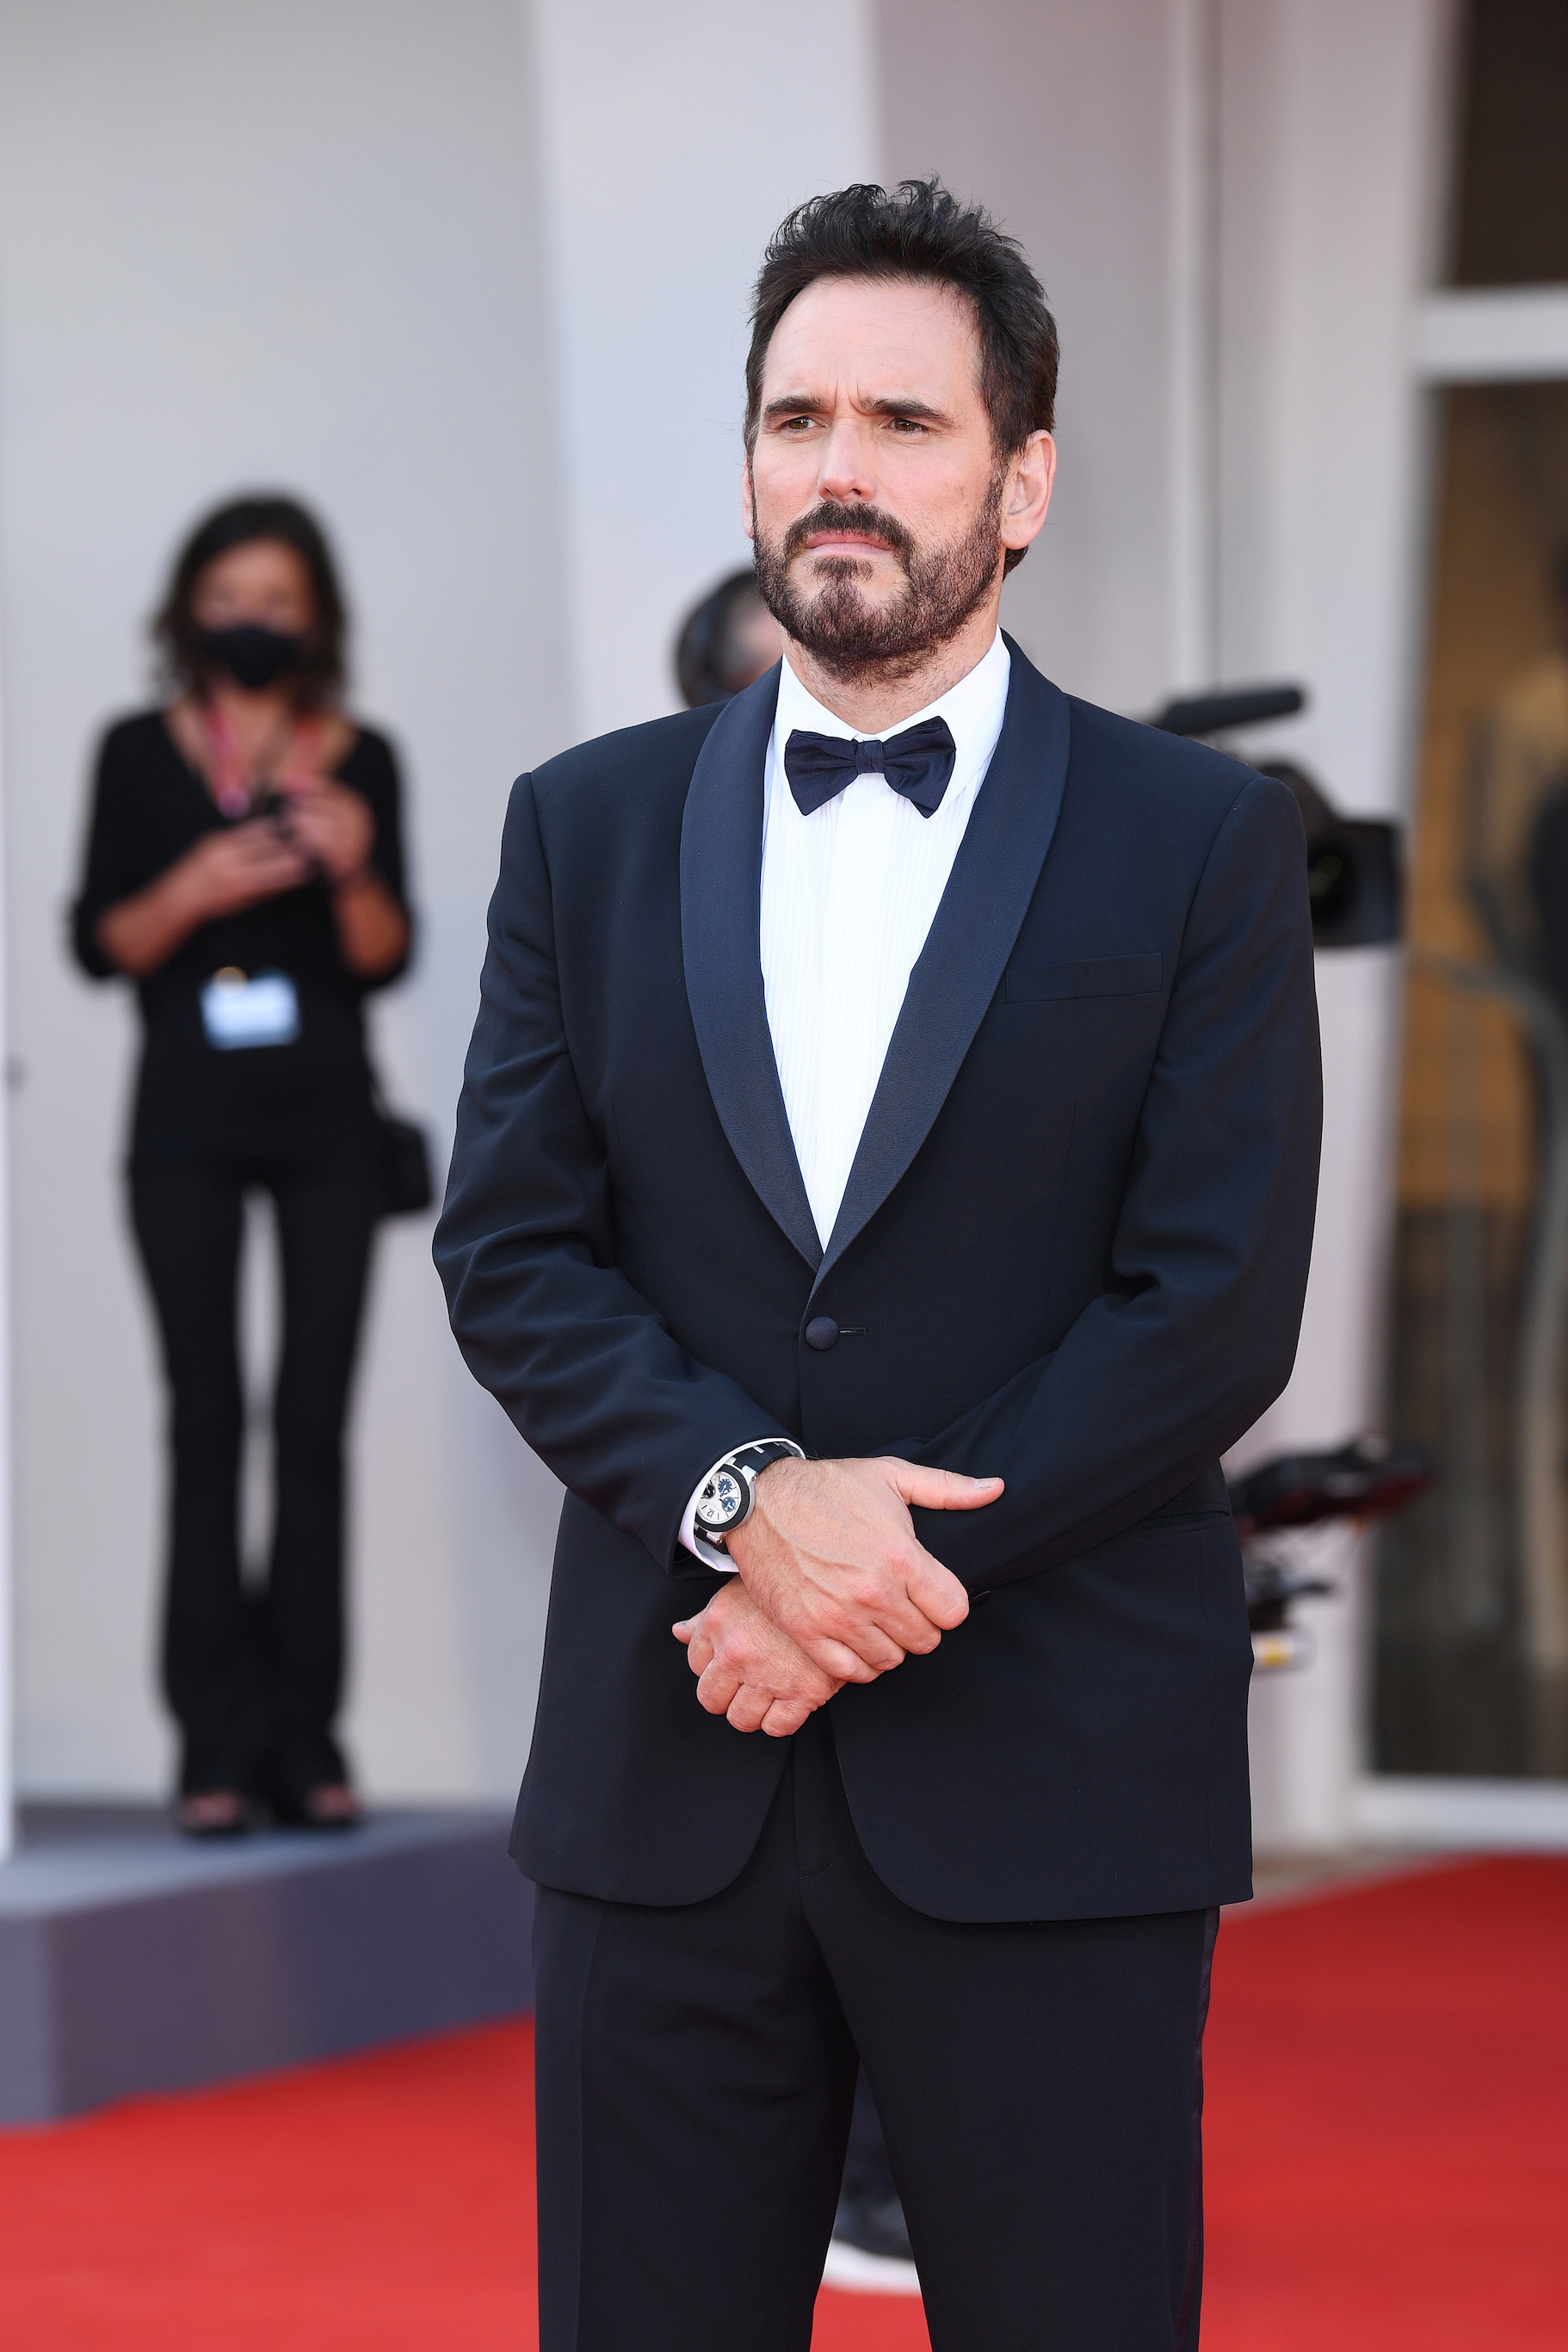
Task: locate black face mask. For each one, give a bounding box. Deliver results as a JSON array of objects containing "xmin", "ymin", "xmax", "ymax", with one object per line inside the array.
[{"xmin": 196, "ymin": 623, "xmax": 305, "ymax": 693}]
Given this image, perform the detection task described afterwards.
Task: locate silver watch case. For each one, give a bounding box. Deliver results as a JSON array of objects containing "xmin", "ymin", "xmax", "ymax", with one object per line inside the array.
[
  {"xmin": 695, "ymin": 1465, "xmax": 749, "ymax": 1533},
  {"xmin": 693, "ymin": 1441, "xmax": 803, "ymax": 1552}
]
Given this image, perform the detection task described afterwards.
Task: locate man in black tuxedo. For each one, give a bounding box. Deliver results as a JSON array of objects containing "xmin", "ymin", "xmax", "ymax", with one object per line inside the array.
[{"xmin": 436, "ymin": 178, "xmax": 1321, "ymax": 2352}]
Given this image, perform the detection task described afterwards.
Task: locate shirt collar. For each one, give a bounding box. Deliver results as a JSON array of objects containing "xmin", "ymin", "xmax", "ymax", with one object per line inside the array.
[{"xmin": 772, "ymin": 631, "xmax": 1011, "ymax": 762}]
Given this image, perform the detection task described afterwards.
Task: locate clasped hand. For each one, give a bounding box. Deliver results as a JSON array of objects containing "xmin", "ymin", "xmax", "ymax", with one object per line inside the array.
[
  {"xmin": 672, "ymin": 1455, "xmax": 1001, "ymax": 1738},
  {"xmin": 275, "ymin": 774, "xmax": 375, "ymax": 884},
  {"xmin": 183, "ymin": 780, "xmax": 373, "ymax": 917}
]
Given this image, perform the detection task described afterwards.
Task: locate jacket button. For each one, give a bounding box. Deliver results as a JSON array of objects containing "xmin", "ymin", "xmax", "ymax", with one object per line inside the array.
[{"xmin": 804, "ymin": 1316, "xmax": 839, "ymax": 1352}]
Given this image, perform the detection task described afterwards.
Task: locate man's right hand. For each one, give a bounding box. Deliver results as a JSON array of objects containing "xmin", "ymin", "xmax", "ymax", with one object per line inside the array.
[
  {"xmin": 724, "ymin": 1454, "xmax": 1002, "ymax": 1680},
  {"xmin": 674, "ymin": 1578, "xmax": 842, "ymax": 1737}
]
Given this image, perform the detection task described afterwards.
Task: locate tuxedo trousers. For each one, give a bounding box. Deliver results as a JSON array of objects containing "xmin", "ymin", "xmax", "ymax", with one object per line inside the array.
[{"xmin": 532, "ymin": 1712, "xmax": 1218, "ymax": 2352}]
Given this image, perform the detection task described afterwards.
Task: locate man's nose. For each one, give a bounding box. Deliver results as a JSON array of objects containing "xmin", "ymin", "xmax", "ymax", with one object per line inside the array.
[{"xmin": 815, "ymin": 418, "xmax": 878, "ymax": 505}]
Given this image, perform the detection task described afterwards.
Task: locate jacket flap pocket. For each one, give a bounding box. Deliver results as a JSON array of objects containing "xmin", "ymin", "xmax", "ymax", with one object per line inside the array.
[{"xmin": 1005, "ymin": 952, "xmax": 1163, "ymax": 1003}]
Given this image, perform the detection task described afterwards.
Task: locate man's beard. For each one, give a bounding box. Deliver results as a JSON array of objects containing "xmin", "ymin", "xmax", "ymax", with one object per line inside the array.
[{"xmin": 751, "ymin": 478, "xmax": 1005, "ymax": 685}]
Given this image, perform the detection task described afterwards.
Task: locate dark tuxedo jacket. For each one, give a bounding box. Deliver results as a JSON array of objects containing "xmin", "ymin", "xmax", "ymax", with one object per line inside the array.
[{"xmin": 435, "ymin": 642, "xmax": 1321, "ymax": 1923}]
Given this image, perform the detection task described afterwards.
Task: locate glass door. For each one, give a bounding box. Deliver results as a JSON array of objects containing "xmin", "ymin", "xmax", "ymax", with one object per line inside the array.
[{"xmin": 1376, "ymin": 0, "xmax": 1568, "ymax": 1778}]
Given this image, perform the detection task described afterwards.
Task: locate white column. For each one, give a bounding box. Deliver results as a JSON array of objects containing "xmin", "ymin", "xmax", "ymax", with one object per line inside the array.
[
  {"xmin": 0, "ymin": 616, "xmax": 12, "ymax": 1861},
  {"xmin": 526, "ymin": 0, "xmax": 880, "ymax": 743},
  {"xmin": 1218, "ymin": 0, "xmax": 1460, "ymax": 1847},
  {"xmin": 1167, "ymin": 0, "xmax": 1223, "ymax": 693}
]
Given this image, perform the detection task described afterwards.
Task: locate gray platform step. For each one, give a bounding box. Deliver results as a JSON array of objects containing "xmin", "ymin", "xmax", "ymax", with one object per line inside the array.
[{"xmin": 0, "ymin": 1802, "xmax": 532, "ymax": 2123}]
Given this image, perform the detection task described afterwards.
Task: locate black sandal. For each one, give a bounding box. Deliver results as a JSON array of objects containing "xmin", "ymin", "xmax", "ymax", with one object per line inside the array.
[
  {"xmin": 269, "ymin": 1781, "xmax": 363, "ymax": 1831},
  {"xmin": 176, "ymin": 1789, "xmax": 252, "ymax": 1839}
]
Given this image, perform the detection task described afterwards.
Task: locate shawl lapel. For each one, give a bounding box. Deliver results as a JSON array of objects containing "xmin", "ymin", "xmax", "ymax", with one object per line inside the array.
[
  {"xmin": 680, "ymin": 664, "xmax": 821, "ymax": 1271},
  {"xmin": 811, "ymin": 643, "xmax": 1072, "ymax": 1296}
]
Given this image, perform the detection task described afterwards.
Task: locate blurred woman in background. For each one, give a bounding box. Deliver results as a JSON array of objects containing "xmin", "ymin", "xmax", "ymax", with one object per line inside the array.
[{"xmin": 71, "ymin": 494, "xmax": 413, "ymax": 1837}]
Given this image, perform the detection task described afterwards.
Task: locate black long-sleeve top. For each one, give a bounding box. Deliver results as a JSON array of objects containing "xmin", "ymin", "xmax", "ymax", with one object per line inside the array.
[{"xmin": 71, "ymin": 710, "xmax": 413, "ymax": 1164}]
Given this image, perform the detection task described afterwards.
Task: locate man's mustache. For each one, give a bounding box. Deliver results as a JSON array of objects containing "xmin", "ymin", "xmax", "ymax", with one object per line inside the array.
[{"xmin": 781, "ymin": 502, "xmax": 916, "ymax": 566}]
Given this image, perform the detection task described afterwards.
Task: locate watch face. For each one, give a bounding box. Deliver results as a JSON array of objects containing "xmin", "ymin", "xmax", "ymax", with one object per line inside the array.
[{"xmin": 696, "ymin": 1468, "xmax": 746, "ymax": 1528}]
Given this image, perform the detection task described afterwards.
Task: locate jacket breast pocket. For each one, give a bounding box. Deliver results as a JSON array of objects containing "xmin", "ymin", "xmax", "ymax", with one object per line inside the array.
[{"xmin": 1004, "ymin": 952, "xmax": 1164, "ymax": 1003}]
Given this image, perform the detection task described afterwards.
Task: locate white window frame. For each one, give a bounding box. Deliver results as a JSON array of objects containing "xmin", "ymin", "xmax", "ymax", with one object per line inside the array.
[{"xmin": 1417, "ymin": 284, "xmax": 1568, "ymax": 384}]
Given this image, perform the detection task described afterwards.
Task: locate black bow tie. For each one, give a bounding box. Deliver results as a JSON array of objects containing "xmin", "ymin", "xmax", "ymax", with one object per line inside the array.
[{"xmin": 784, "ymin": 717, "xmax": 958, "ymax": 819}]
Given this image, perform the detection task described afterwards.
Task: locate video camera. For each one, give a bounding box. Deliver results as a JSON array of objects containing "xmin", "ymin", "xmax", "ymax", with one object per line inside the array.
[
  {"xmin": 1148, "ymin": 684, "xmax": 1403, "ymax": 948},
  {"xmin": 1225, "ymin": 1435, "xmax": 1433, "ymax": 1670}
]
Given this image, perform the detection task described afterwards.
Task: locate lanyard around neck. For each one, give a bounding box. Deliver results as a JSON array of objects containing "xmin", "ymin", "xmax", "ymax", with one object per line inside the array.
[{"xmin": 201, "ymin": 702, "xmax": 322, "ymax": 818}]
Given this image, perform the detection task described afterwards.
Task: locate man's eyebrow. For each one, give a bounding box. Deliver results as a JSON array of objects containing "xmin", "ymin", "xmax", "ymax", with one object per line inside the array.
[
  {"xmin": 760, "ymin": 392, "xmax": 953, "ymax": 424},
  {"xmin": 762, "ymin": 392, "xmax": 827, "ymax": 422},
  {"xmin": 861, "ymin": 395, "xmax": 949, "ymax": 423}
]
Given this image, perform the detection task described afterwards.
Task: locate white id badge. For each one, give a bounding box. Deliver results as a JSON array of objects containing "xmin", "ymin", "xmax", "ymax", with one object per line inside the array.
[{"xmin": 201, "ymin": 968, "xmax": 300, "ymax": 1051}]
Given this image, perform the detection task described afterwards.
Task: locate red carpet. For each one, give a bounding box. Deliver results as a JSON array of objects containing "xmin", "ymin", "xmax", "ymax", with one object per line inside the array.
[
  {"xmin": 1201, "ymin": 1855, "xmax": 1568, "ymax": 2351},
  {"xmin": 1, "ymin": 1856, "xmax": 1564, "ymax": 2349}
]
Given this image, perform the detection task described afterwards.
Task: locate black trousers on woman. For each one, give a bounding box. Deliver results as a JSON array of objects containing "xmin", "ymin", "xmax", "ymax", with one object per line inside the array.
[{"xmin": 131, "ymin": 1144, "xmax": 380, "ymax": 1800}]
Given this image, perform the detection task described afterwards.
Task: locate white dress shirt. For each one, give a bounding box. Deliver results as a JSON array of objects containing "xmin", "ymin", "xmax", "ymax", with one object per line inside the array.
[{"xmin": 680, "ymin": 631, "xmax": 1013, "ymax": 1560}]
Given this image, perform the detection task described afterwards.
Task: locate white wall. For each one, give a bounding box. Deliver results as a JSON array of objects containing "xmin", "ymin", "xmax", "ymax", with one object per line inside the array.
[
  {"xmin": 0, "ymin": 0, "xmax": 574, "ymax": 1799},
  {"xmin": 0, "ymin": 0, "xmax": 1454, "ymax": 1832}
]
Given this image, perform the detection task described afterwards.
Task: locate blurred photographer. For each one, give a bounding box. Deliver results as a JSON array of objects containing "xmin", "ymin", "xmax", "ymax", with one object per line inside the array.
[
  {"xmin": 673, "ymin": 567, "xmax": 780, "ymax": 707},
  {"xmin": 71, "ymin": 493, "xmax": 413, "ymax": 1837}
]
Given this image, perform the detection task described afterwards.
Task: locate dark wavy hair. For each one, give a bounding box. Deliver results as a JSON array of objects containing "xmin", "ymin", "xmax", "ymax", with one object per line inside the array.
[
  {"xmin": 153, "ymin": 493, "xmax": 349, "ymax": 707},
  {"xmin": 745, "ymin": 179, "xmax": 1059, "ymax": 574}
]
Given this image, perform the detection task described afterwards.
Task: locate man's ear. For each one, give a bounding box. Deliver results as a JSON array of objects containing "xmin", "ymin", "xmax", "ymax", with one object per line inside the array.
[
  {"xmin": 1000, "ymin": 430, "xmax": 1055, "ymax": 560},
  {"xmin": 741, "ymin": 454, "xmax": 756, "ymax": 544}
]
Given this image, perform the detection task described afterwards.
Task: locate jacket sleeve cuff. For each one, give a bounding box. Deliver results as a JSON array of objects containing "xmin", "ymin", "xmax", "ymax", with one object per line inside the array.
[{"xmin": 678, "ymin": 1456, "xmax": 738, "ymax": 1571}]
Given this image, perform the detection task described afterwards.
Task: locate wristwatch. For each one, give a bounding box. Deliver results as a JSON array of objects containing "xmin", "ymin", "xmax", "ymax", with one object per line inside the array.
[{"xmin": 692, "ymin": 1439, "xmax": 806, "ymax": 1559}]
